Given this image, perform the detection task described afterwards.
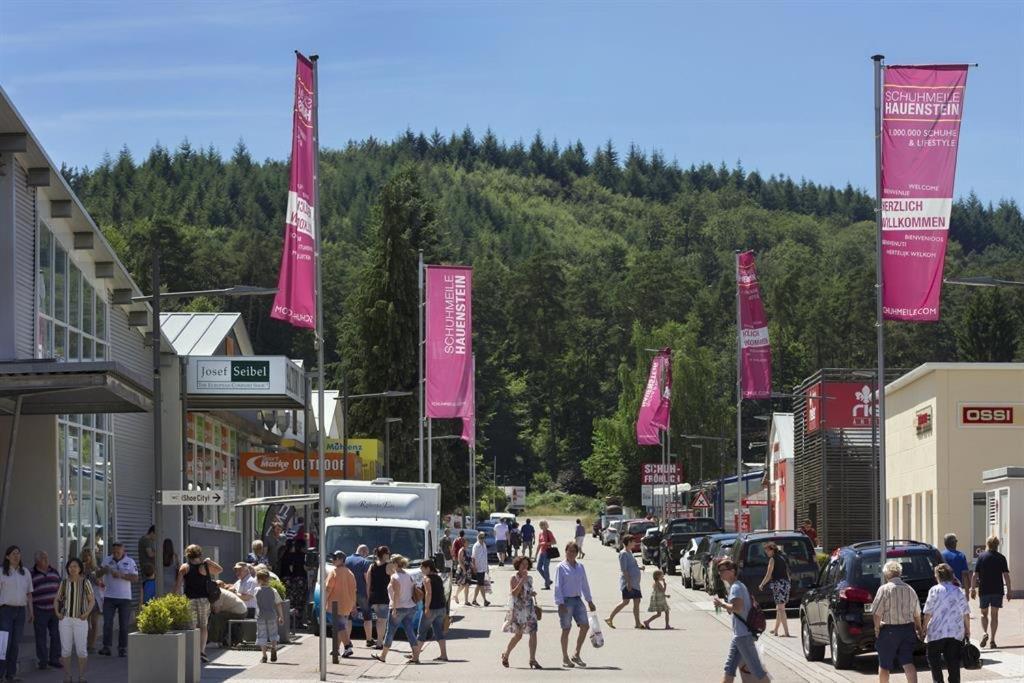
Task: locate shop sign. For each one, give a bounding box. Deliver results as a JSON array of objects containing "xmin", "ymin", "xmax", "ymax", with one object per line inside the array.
[
  {"xmin": 915, "ymin": 406, "xmax": 933, "ymax": 435},
  {"xmin": 162, "ymin": 489, "xmax": 224, "ymax": 506},
  {"xmin": 959, "ymin": 404, "xmax": 1024, "ymax": 427},
  {"xmin": 240, "ymin": 450, "xmax": 352, "ymax": 478},
  {"xmin": 187, "ymin": 356, "xmax": 304, "ymax": 401},
  {"xmin": 641, "ymin": 463, "xmax": 682, "ymax": 485},
  {"xmin": 805, "ymin": 382, "xmax": 876, "ymax": 432},
  {"xmin": 740, "ymin": 496, "xmax": 769, "ymax": 507}
]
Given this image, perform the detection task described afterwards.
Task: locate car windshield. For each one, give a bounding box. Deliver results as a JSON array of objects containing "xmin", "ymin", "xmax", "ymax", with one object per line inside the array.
[
  {"xmin": 853, "ymin": 550, "xmax": 938, "ymax": 589},
  {"xmin": 628, "ymin": 522, "xmax": 656, "ymax": 535},
  {"xmin": 669, "ymin": 519, "xmax": 719, "ymax": 533},
  {"xmin": 326, "ymin": 525, "xmax": 426, "ymax": 565},
  {"xmin": 743, "ymin": 538, "xmax": 815, "ymax": 567}
]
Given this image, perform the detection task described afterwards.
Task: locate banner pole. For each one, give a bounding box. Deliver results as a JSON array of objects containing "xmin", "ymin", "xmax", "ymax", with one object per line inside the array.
[
  {"xmin": 872, "ymin": 54, "xmax": 888, "ymax": 572},
  {"xmin": 419, "ymin": 251, "xmax": 425, "ymax": 482},
  {"xmin": 735, "ymin": 250, "xmax": 743, "ymax": 522},
  {"xmin": 427, "ymin": 418, "xmax": 433, "ymax": 483}
]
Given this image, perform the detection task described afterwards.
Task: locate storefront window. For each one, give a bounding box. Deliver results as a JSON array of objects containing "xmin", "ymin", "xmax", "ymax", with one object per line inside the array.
[
  {"xmin": 58, "ymin": 413, "xmax": 113, "ymax": 566},
  {"xmin": 185, "ymin": 414, "xmax": 239, "ymax": 530}
]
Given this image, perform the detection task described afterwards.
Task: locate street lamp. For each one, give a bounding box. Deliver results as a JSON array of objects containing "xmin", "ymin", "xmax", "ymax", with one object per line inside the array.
[
  {"xmin": 384, "ymin": 417, "xmax": 402, "ymax": 478},
  {"xmin": 339, "ymin": 387, "xmax": 413, "ymax": 482},
  {"xmin": 944, "ymin": 275, "xmax": 1024, "ymax": 288}
]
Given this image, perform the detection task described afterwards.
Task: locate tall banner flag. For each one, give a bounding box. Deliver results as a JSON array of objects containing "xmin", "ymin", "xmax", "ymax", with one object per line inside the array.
[
  {"xmin": 636, "ymin": 348, "xmax": 671, "ymax": 445},
  {"xmin": 737, "ymin": 251, "xmax": 771, "ymax": 398},
  {"xmin": 881, "ymin": 65, "xmax": 968, "ymax": 321},
  {"xmin": 426, "ymin": 266, "xmax": 474, "ymax": 419},
  {"xmin": 270, "ymin": 53, "xmax": 317, "ymax": 329}
]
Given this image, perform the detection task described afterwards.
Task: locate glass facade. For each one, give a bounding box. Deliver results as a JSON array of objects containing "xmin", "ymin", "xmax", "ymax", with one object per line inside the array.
[{"xmin": 186, "ymin": 413, "xmax": 246, "ymax": 530}]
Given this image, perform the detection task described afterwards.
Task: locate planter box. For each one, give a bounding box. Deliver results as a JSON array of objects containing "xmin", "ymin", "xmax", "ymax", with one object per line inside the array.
[
  {"xmin": 177, "ymin": 628, "xmax": 201, "ymax": 683},
  {"xmin": 279, "ymin": 599, "xmax": 291, "ymax": 644},
  {"xmin": 128, "ymin": 631, "xmax": 185, "ymax": 683}
]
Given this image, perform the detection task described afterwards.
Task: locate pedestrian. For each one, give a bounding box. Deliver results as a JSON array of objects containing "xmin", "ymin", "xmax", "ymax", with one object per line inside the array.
[
  {"xmin": 757, "ymin": 541, "xmax": 791, "ymax": 637},
  {"xmin": 0, "ymin": 545, "xmax": 34, "ymax": 681},
  {"xmin": 521, "ymin": 518, "xmax": 536, "ymax": 560},
  {"xmin": 606, "ymin": 535, "xmax": 644, "ymax": 629},
  {"xmin": 54, "ymin": 557, "xmax": 94, "ymax": 683},
  {"xmin": 501, "ymin": 556, "xmax": 540, "ymax": 669},
  {"xmin": 345, "ymin": 545, "xmax": 373, "ymax": 646},
  {"xmin": 940, "ymin": 533, "xmax": 971, "ymax": 599},
  {"xmin": 470, "ymin": 532, "xmax": 491, "ymax": 607},
  {"xmin": 714, "ymin": 558, "xmax": 770, "ymax": 683},
  {"xmin": 643, "ymin": 569, "xmax": 671, "ymax": 629},
  {"xmin": 325, "ymin": 551, "xmax": 356, "ymax": 662},
  {"xmin": 246, "ymin": 540, "xmax": 269, "ymax": 567},
  {"xmin": 365, "ymin": 546, "xmax": 392, "ymax": 649},
  {"xmin": 161, "ymin": 539, "xmax": 179, "ymax": 596},
  {"xmin": 137, "ymin": 525, "xmax": 157, "ymax": 579},
  {"xmin": 972, "ymin": 534, "xmax": 1012, "ymax": 649},
  {"xmin": 871, "ymin": 560, "xmax": 922, "ymax": 683},
  {"xmin": 923, "ymin": 563, "xmax": 970, "ymax": 683},
  {"xmin": 30, "ymin": 550, "xmax": 63, "ymax": 670},
  {"xmin": 509, "ymin": 524, "xmax": 523, "ymax": 558},
  {"xmin": 439, "ymin": 529, "xmax": 453, "ymax": 564},
  {"xmin": 574, "ymin": 519, "xmax": 586, "ymax": 559},
  {"xmin": 536, "ymin": 520, "xmax": 556, "ymax": 590},
  {"xmin": 139, "ymin": 564, "xmax": 157, "ymax": 608},
  {"xmin": 175, "ymin": 543, "xmax": 223, "ymax": 663},
  {"xmin": 254, "ymin": 569, "xmax": 284, "ymax": 663},
  {"xmin": 493, "ymin": 518, "xmax": 510, "ymax": 567},
  {"xmin": 553, "ymin": 541, "xmax": 596, "ymax": 668},
  {"xmin": 451, "ymin": 530, "xmax": 467, "ymax": 568},
  {"xmin": 208, "ymin": 585, "xmax": 246, "ymax": 648},
  {"xmin": 416, "ymin": 559, "xmax": 448, "ymax": 662},
  {"xmin": 98, "ymin": 542, "xmax": 138, "ymax": 658},
  {"xmin": 229, "ymin": 562, "xmax": 258, "ymax": 618},
  {"xmin": 280, "ymin": 539, "xmax": 308, "ymax": 628},
  {"xmin": 370, "ymin": 555, "xmax": 421, "ymax": 664},
  {"xmin": 454, "ymin": 540, "xmax": 472, "ymax": 605},
  {"xmin": 799, "ymin": 519, "xmax": 818, "ymax": 547},
  {"xmin": 265, "ymin": 521, "xmax": 285, "ymax": 573},
  {"xmin": 79, "ymin": 548, "xmax": 102, "ymax": 653}
]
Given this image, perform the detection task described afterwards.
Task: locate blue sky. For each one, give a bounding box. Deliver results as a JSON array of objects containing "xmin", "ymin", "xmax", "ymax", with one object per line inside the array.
[{"xmin": 1, "ymin": 1, "xmax": 1021, "ymax": 203}]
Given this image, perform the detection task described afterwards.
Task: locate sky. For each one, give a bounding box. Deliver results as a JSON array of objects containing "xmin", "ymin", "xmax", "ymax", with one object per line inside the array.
[{"xmin": 1, "ymin": 1, "xmax": 1021, "ymax": 204}]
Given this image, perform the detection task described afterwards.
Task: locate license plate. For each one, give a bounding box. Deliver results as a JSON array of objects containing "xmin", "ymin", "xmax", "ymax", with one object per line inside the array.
[{"xmin": 863, "ymin": 604, "xmax": 873, "ymax": 614}]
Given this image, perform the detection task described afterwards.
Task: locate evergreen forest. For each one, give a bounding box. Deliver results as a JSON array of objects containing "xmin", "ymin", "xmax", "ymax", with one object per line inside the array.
[{"xmin": 61, "ymin": 130, "xmax": 1024, "ymax": 511}]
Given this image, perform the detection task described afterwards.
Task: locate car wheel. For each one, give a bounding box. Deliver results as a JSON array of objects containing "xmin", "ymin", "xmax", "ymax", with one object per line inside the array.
[
  {"xmin": 683, "ymin": 574, "xmax": 692, "ymax": 589},
  {"xmin": 829, "ymin": 621, "xmax": 854, "ymax": 670},
  {"xmin": 801, "ymin": 614, "xmax": 824, "ymax": 661},
  {"xmin": 667, "ymin": 559, "xmax": 678, "ymax": 576}
]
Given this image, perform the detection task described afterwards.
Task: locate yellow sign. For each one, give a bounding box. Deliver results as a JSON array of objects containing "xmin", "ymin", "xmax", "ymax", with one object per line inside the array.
[{"xmin": 325, "ymin": 439, "xmax": 382, "ymax": 480}]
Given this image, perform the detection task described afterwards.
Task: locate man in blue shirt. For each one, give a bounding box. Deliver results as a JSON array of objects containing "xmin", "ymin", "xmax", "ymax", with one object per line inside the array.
[
  {"xmin": 941, "ymin": 533, "xmax": 971, "ymax": 598},
  {"xmin": 344, "ymin": 545, "xmax": 374, "ymax": 646},
  {"xmin": 553, "ymin": 541, "xmax": 596, "ymax": 668},
  {"xmin": 520, "ymin": 519, "xmax": 536, "ymax": 559}
]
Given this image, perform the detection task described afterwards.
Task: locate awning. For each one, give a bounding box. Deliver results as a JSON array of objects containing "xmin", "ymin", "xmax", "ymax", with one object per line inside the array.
[
  {"xmin": 235, "ymin": 493, "xmax": 319, "ymax": 508},
  {"xmin": 0, "ymin": 360, "xmax": 152, "ymax": 415}
]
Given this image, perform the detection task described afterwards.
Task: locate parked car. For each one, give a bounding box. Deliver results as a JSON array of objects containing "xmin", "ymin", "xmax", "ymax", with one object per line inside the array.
[
  {"xmin": 800, "ymin": 539, "xmax": 942, "ymax": 670},
  {"xmin": 704, "ymin": 538, "xmax": 739, "ymax": 598},
  {"xmin": 617, "ymin": 519, "xmax": 657, "ymax": 553},
  {"xmin": 730, "ymin": 531, "xmax": 819, "ymax": 609},
  {"xmin": 641, "ymin": 527, "xmax": 663, "ymax": 565},
  {"xmin": 603, "ymin": 520, "xmax": 623, "ymax": 547},
  {"xmin": 659, "ymin": 517, "xmax": 722, "ymax": 575},
  {"xmin": 678, "ymin": 537, "xmax": 704, "ymax": 587},
  {"xmin": 690, "ymin": 533, "xmax": 739, "ymax": 592}
]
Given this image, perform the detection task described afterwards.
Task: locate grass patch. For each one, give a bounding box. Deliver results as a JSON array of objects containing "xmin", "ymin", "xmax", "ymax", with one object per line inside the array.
[{"xmin": 525, "ymin": 491, "xmax": 602, "ymax": 528}]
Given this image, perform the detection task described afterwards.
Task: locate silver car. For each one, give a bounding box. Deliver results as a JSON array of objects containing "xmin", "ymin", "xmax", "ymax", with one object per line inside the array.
[{"xmin": 603, "ymin": 519, "xmax": 623, "ymax": 547}]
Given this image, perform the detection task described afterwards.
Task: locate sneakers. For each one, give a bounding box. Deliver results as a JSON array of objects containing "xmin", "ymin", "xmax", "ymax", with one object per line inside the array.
[
  {"xmin": 261, "ymin": 654, "xmax": 267, "ymax": 664},
  {"xmin": 365, "ymin": 639, "xmax": 374, "ymax": 647},
  {"xmin": 98, "ymin": 648, "xmax": 111, "ymax": 656},
  {"xmin": 342, "ymin": 647, "xmax": 354, "ymax": 658},
  {"xmin": 270, "ymin": 650, "xmax": 277, "ymax": 662}
]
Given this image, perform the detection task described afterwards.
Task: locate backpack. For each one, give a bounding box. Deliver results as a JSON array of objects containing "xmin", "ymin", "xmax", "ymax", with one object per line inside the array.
[
  {"xmin": 510, "ymin": 528, "xmax": 522, "ymax": 546},
  {"xmin": 734, "ymin": 586, "xmax": 767, "ymax": 638}
]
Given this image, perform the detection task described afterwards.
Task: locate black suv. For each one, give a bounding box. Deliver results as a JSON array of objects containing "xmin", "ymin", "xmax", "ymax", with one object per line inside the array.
[
  {"xmin": 800, "ymin": 540, "xmax": 942, "ymax": 670},
  {"xmin": 659, "ymin": 517, "xmax": 722, "ymax": 575}
]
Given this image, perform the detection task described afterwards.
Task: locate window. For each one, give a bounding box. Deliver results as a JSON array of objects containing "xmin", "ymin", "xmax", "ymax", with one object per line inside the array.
[
  {"xmin": 185, "ymin": 414, "xmax": 239, "ymax": 530},
  {"xmin": 58, "ymin": 413, "xmax": 113, "ymax": 566}
]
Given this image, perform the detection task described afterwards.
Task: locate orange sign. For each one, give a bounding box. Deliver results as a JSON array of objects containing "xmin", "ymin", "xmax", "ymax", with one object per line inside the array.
[{"xmin": 240, "ymin": 451, "xmax": 360, "ymax": 479}]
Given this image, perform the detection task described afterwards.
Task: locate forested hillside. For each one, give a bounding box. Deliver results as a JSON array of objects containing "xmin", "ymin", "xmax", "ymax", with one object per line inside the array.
[{"xmin": 62, "ymin": 130, "xmax": 1024, "ymax": 509}]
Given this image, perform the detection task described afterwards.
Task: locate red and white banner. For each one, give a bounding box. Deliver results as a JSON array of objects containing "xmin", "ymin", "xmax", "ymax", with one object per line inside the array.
[
  {"xmin": 636, "ymin": 348, "xmax": 671, "ymax": 445},
  {"xmin": 881, "ymin": 65, "xmax": 969, "ymax": 321},
  {"xmin": 426, "ymin": 266, "xmax": 473, "ymax": 419},
  {"xmin": 737, "ymin": 252, "xmax": 771, "ymax": 398},
  {"xmin": 271, "ymin": 53, "xmax": 317, "ymax": 329}
]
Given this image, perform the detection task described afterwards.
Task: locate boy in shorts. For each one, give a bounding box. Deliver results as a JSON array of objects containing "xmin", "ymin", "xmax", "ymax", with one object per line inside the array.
[{"xmin": 254, "ymin": 570, "xmax": 284, "ymax": 663}]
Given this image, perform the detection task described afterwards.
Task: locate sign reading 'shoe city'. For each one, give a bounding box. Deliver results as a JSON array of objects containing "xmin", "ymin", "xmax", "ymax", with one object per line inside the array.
[
  {"xmin": 162, "ymin": 489, "xmax": 225, "ymax": 506},
  {"xmin": 186, "ymin": 356, "xmax": 304, "ymax": 404}
]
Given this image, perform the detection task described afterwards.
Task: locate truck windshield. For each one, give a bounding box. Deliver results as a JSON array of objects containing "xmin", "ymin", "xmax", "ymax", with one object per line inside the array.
[{"xmin": 326, "ymin": 526, "xmax": 426, "ymax": 564}]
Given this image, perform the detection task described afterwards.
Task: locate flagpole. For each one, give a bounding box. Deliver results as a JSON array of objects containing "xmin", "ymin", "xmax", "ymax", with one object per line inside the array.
[
  {"xmin": 305, "ymin": 52, "xmax": 328, "ymax": 682},
  {"xmin": 735, "ymin": 250, "xmax": 743, "ymax": 525},
  {"xmin": 428, "ymin": 418, "xmax": 433, "ymax": 483},
  {"xmin": 872, "ymin": 54, "xmax": 888, "ymax": 571},
  {"xmin": 419, "ymin": 250, "xmax": 425, "ymax": 482}
]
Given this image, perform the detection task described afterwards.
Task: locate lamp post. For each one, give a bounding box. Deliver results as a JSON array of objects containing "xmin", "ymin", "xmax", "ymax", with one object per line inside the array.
[
  {"xmin": 384, "ymin": 417, "xmax": 402, "ymax": 478},
  {"xmin": 339, "ymin": 388, "xmax": 413, "ymax": 480}
]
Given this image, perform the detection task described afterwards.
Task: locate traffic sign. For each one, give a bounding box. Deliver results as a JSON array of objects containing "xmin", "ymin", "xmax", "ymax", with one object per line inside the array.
[
  {"xmin": 162, "ymin": 490, "xmax": 225, "ymax": 506},
  {"xmin": 690, "ymin": 490, "xmax": 712, "ymax": 509}
]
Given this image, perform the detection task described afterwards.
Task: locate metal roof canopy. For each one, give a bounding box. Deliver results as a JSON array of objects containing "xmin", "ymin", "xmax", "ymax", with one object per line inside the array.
[
  {"xmin": 0, "ymin": 360, "xmax": 152, "ymax": 414},
  {"xmin": 235, "ymin": 493, "xmax": 319, "ymax": 508}
]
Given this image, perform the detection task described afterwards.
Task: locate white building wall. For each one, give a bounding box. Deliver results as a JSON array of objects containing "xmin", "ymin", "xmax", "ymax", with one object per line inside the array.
[{"xmin": 13, "ymin": 160, "xmax": 36, "ymax": 358}]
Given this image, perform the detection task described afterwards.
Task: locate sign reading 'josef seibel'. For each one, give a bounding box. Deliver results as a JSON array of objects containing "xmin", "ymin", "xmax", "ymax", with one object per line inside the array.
[{"xmin": 186, "ymin": 356, "xmax": 305, "ymax": 404}]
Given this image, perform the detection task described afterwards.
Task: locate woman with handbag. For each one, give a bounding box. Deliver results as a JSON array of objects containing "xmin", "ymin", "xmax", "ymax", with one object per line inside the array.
[
  {"xmin": 371, "ymin": 555, "xmax": 421, "ymax": 664},
  {"xmin": 501, "ymin": 556, "xmax": 542, "ymax": 669},
  {"xmin": 536, "ymin": 521, "xmax": 557, "ymax": 590},
  {"xmin": 55, "ymin": 557, "xmax": 94, "ymax": 683},
  {"xmin": 757, "ymin": 542, "xmax": 791, "ymax": 637},
  {"xmin": 175, "ymin": 544, "xmax": 223, "ymax": 664},
  {"xmin": 923, "ymin": 563, "xmax": 971, "ymax": 683}
]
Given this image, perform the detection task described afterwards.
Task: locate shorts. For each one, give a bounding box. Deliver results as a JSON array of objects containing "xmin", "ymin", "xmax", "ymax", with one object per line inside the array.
[
  {"xmin": 523, "ymin": 537, "xmax": 534, "ymax": 546},
  {"xmin": 59, "ymin": 616, "xmax": 88, "ymax": 658},
  {"xmin": 357, "ymin": 594, "xmax": 371, "ymax": 620},
  {"xmin": 328, "ymin": 605, "xmax": 350, "ymax": 632},
  {"xmin": 255, "ymin": 618, "xmax": 279, "ymax": 646},
  {"xmin": 980, "ymin": 593, "xmax": 1003, "ymax": 609},
  {"xmin": 621, "ymin": 587, "xmax": 642, "ymax": 601},
  {"xmin": 724, "ymin": 634, "xmax": 767, "ymax": 679},
  {"xmin": 472, "ymin": 571, "xmax": 486, "ymax": 584},
  {"xmin": 558, "ymin": 596, "xmax": 588, "ymax": 630},
  {"xmin": 187, "ymin": 597, "xmax": 211, "ymax": 628},
  {"xmin": 876, "ymin": 623, "xmax": 918, "ymax": 670},
  {"xmin": 418, "ymin": 610, "xmax": 446, "ymax": 642},
  {"xmin": 768, "ymin": 579, "xmax": 791, "ymax": 605},
  {"xmin": 496, "ymin": 540, "xmax": 508, "ymax": 553}
]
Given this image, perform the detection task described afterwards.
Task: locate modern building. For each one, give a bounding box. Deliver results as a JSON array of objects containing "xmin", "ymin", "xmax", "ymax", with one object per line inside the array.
[
  {"xmin": 885, "ymin": 363, "xmax": 1024, "ymax": 586},
  {"xmin": 766, "ymin": 413, "xmax": 795, "ymax": 531}
]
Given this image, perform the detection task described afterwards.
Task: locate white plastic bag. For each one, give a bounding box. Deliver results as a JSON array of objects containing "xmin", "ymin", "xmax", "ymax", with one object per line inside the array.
[{"xmin": 588, "ymin": 612, "xmax": 604, "ymax": 648}]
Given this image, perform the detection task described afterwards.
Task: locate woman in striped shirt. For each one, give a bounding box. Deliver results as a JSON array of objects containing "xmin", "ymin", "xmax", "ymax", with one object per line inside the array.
[{"xmin": 55, "ymin": 558, "xmax": 95, "ymax": 683}]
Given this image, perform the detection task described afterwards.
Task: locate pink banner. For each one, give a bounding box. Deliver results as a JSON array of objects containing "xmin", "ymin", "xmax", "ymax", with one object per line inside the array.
[
  {"xmin": 270, "ymin": 53, "xmax": 317, "ymax": 329},
  {"xmin": 881, "ymin": 65, "xmax": 968, "ymax": 321},
  {"xmin": 426, "ymin": 266, "xmax": 473, "ymax": 419},
  {"xmin": 636, "ymin": 348, "xmax": 671, "ymax": 446},
  {"xmin": 738, "ymin": 251, "xmax": 771, "ymax": 398}
]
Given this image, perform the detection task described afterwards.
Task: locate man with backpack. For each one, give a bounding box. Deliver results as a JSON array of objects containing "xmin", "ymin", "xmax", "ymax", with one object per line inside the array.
[
  {"xmin": 509, "ymin": 524, "xmax": 523, "ymax": 558},
  {"xmin": 713, "ymin": 558, "xmax": 769, "ymax": 683}
]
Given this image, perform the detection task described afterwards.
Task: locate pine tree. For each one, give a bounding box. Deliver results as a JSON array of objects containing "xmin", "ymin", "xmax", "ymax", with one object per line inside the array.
[{"xmin": 956, "ymin": 288, "xmax": 1019, "ymax": 361}]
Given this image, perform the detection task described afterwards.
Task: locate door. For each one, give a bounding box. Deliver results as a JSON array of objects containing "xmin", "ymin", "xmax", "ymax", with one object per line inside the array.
[{"xmin": 809, "ymin": 559, "xmax": 838, "ymax": 639}]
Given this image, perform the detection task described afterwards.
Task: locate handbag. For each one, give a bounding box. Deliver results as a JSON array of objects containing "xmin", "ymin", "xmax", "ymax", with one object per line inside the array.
[
  {"xmin": 547, "ymin": 546, "xmax": 560, "ymax": 559},
  {"xmin": 204, "ymin": 562, "xmax": 221, "ymax": 604},
  {"xmin": 961, "ymin": 638, "xmax": 981, "ymax": 669},
  {"xmin": 534, "ymin": 605, "xmax": 543, "ymax": 621}
]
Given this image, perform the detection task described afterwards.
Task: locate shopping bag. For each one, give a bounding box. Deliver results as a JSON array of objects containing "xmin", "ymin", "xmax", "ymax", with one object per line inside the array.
[
  {"xmin": 587, "ymin": 611, "xmax": 604, "ymax": 648},
  {"xmin": 0, "ymin": 629, "xmax": 8, "ymax": 661}
]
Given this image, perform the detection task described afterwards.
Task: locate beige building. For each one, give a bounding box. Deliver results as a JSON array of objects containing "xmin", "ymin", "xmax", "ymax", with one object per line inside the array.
[{"xmin": 885, "ymin": 363, "xmax": 1024, "ymax": 570}]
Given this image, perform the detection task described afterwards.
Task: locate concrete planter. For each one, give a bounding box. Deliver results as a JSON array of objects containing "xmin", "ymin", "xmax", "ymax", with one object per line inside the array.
[
  {"xmin": 278, "ymin": 599, "xmax": 291, "ymax": 644},
  {"xmin": 175, "ymin": 627, "xmax": 201, "ymax": 683},
  {"xmin": 128, "ymin": 631, "xmax": 185, "ymax": 683}
]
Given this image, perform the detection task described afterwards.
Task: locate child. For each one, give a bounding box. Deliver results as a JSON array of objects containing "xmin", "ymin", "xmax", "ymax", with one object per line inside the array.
[
  {"xmin": 643, "ymin": 569, "xmax": 671, "ymax": 629},
  {"xmin": 140, "ymin": 564, "xmax": 157, "ymax": 608},
  {"xmin": 254, "ymin": 570, "xmax": 284, "ymax": 663}
]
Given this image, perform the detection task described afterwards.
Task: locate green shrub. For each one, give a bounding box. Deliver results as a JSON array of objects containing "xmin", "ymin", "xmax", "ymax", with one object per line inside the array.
[
  {"xmin": 160, "ymin": 594, "xmax": 192, "ymax": 630},
  {"xmin": 137, "ymin": 600, "xmax": 173, "ymax": 634},
  {"xmin": 270, "ymin": 578, "xmax": 287, "ymax": 599},
  {"xmin": 815, "ymin": 552, "xmax": 829, "ymax": 572}
]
